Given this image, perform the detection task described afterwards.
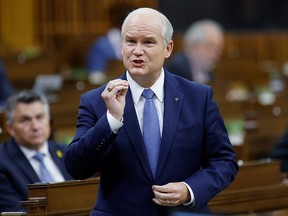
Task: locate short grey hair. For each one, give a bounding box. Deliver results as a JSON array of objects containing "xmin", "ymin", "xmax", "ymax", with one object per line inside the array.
[
  {"xmin": 121, "ymin": 8, "xmax": 174, "ymax": 47},
  {"xmin": 4, "ymin": 90, "xmax": 50, "ymax": 124},
  {"xmin": 184, "ymin": 19, "xmax": 224, "ymax": 46}
]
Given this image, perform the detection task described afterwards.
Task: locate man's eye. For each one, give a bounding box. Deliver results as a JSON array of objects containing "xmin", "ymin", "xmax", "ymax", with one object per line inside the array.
[
  {"xmin": 36, "ymin": 115, "xmax": 45, "ymax": 120},
  {"xmin": 19, "ymin": 118, "xmax": 30, "ymax": 123},
  {"xmin": 145, "ymin": 41, "xmax": 152, "ymax": 44}
]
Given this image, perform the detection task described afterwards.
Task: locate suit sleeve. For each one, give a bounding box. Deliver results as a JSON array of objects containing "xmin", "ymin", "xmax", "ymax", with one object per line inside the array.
[
  {"xmin": 184, "ymin": 87, "xmax": 238, "ymax": 209},
  {"xmin": 0, "ymin": 163, "xmax": 26, "ymax": 211},
  {"xmin": 64, "ymin": 93, "xmax": 117, "ymax": 180}
]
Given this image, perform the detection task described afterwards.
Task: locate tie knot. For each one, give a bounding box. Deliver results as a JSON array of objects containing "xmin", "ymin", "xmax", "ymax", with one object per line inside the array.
[
  {"xmin": 142, "ymin": 88, "xmax": 154, "ymax": 100},
  {"xmin": 33, "ymin": 152, "xmax": 45, "ymax": 162}
]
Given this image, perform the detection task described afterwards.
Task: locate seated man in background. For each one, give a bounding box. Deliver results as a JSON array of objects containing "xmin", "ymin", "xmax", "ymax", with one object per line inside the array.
[
  {"xmin": 165, "ymin": 19, "xmax": 224, "ymax": 83},
  {"xmin": 0, "ymin": 90, "xmax": 73, "ymax": 212},
  {"xmin": 0, "ymin": 60, "xmax": 13, "ymax": 107}
]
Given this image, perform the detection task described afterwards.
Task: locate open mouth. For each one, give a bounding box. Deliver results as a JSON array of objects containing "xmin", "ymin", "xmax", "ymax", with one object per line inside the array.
[
  {"xmin": 133, "ymin": 59, "xmax": 144, "ymax": 64},
  {"xmin": 132, "ymin": 59, "xmax": 145, "ymax": 67}
]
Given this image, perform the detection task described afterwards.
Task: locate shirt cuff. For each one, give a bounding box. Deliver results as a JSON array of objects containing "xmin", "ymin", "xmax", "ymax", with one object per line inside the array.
[
  {"xmin": 107, "ymin": 111, "xmax": 123, "ymax": 134},
  {"xmin": 181, "ymin": 182, "xmax": 195, "ymax": 207}
]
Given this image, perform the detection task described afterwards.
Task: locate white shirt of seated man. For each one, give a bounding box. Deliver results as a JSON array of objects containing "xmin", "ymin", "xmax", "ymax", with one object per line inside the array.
[{"xmin": 20, "ymin": 141, "xmax": 65, "ymax": 183}]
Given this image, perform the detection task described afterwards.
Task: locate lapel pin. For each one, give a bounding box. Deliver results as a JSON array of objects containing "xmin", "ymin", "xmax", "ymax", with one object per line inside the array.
[
  {"xmin": 175, "ymin": 97, "xmax": 179, "ymax": 101},
  {"xmin": 56, "ymin": 150, "xmax": 63, "ymax": 158}
]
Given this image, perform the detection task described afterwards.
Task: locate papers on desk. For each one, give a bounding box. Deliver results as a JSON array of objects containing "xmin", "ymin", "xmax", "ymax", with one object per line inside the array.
[{"xmin": 33, "ymin": 74, "xmax": 63, "ymax": 103}]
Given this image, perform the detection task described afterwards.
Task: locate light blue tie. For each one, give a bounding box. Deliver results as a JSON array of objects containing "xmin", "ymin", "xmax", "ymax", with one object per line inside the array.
[
  {"xmin": 142, "ymin": 88, "xmax": 161, "ymax": 177},
  {"xmin": 33, "ymin": 152, "xmax": 54, "ymax": 182}
]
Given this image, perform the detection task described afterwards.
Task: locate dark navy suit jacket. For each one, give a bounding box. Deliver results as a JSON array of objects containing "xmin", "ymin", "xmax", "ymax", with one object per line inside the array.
[
  {"xmin": 0, "ymin": 139, "xmax": 73, "ymax": 212},
  {"xmin": 65, "ymin": 70, "xmax": 238, "ymax": 216}
]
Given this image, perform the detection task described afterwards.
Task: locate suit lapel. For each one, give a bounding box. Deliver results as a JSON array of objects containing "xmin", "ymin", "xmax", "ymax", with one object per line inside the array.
[
  {"xmin": 8, "ymin": 139, "xmax": 40, "ymax": 182},
  {"xmin": 156, "ymin": 73, "xmax": 183, "ymax": 179},
  {"xmin": 48, "ymin": 142, "xmax": 73, "ymax": 180},
  {"xmin": 123, "ymin": 89, "xmax": 154, "ymax": 181}
]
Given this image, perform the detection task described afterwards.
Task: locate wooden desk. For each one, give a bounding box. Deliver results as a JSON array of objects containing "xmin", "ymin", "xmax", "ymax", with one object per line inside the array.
[
  {"xmin": 10, "ymin": 161, "xmax": 288, "ymax": 216},
  {"xmin": 3, "ymin": 54, "xmax": 57, "ymax": 90},
  {"xmin": 209, "ymin": 160, "xmax": 288, "ymax": 215},
  {"xmin": 21, "ymin": 178, "xmax": 99, "ymax": 216},
  {"xmin": 210, "ymin": 184, "xmax": 288, "ymax": 215}
]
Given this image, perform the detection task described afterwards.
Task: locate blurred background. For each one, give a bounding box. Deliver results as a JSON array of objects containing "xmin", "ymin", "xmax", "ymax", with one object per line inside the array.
[
  {"xmin": 2, "ymin": 1, "xmax": 288, "ymax": 215},
  {"xmin": 1, "ymin": 0, "xmax": 288, "ymax": 164}
]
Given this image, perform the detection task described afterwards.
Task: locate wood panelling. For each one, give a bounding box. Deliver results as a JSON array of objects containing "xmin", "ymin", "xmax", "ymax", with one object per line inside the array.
[
  {"xmin": 0, "ymin": 0, "xmax": 35, "ymax": 51},
  {"xmin": 0, "ymin": 0, "xmax": 157, "ymax": 52},
  {"xmin": 215, "ymin": 31, "xmax": 288, "ymax": 84}
]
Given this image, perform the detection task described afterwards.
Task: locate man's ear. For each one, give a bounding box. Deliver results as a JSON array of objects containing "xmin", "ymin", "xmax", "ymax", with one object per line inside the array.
[
  {"xmin": 5, "ymin": 122, "xmax": 14, "ymax": 137},
  {"xmin": 165, "ymin": 40, "xmax": 174, "ymax": 59}
]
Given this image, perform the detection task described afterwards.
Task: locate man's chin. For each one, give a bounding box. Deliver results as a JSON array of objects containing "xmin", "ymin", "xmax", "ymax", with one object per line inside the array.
[
  {"xmin": 23, "ymin": 143, "xmax": 44, "ymax": 150},
  {"xmin": 30, "ymin": 140, "xmax": 45, "ymax": 147},
  {"xmin": 128, "ymin": 67, "xmax": 147, "ymax": 75}
]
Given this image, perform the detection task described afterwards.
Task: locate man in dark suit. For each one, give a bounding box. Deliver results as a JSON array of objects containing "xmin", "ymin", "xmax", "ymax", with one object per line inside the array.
[
  {"xmin": 165, "ymin": 19, "xmax": 224, "ymax": 83},
  {"xmin": 65, "ymin": 8, "xmax": 238, "ymax": 216},
  {"xmin": 0, "ymin": 90, "xmax": 73, "ymax": 212}
]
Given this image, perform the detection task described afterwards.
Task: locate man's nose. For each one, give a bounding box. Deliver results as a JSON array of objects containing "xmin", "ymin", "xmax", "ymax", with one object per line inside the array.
[
  {"xmin": 133, "ymin": 43, "xmax": 144, "ymax": 55},
  {"xmin": 30, "ymin": 119, "xmax": 40, "ymax": 129}
]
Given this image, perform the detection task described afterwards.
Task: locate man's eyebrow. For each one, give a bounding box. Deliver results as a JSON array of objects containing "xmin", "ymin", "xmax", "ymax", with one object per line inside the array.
[
  {"xmin": 144, "ymin": 36, "xmax": 156, "ymax": 40},
  {"xmin": 17, "ymin": 115, "xmax": 32, "ymax": 120},
  {"xmin": 125, "ymin": 33, "xmax": 134, "ymax": 38}
]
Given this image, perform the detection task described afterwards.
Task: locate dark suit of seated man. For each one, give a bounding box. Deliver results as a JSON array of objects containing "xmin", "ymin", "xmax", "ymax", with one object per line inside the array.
[{"xmin": 0, "ymin": 90, "xmax": 73, "ymax": 212}]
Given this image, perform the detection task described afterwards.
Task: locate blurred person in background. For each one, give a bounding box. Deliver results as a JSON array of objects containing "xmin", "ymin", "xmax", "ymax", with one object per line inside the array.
[
  {"xmin": 0, "ymin": 90, "xmax": 73, "ymax": 212},
  {"xmin": 165, "ymin": 19, "xmax": 224, "ymax": 83},
  {"xmin": 267, "ymin": 126, "xmax": 288, "ymax": 172},
  {"xmin": 86, "ymin": 4, "xmax": 134, "ymax": 85},
  {"xmin": 0, "ymin": 60, "xmax": 13, "ymax": 107}
]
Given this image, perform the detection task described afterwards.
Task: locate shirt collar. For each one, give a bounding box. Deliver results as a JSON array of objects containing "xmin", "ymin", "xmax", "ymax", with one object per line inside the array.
[
  {"xmin": 126, "ymin": 68, "xmax": 165, "ymax": 104},
  {"xmin": 19, "ymin": 141, "xmax": 50, "ymax": 160}
]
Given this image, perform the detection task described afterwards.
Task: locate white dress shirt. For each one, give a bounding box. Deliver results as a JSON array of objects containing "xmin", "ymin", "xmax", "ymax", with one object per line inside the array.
[
  {"xmin": 107, "ymin": 68, "xmax": 194, "ymax": 205},
  {"xmin": 19, "ymin": 142, "xmax": 65, "ymax": 182},
  {"xmin": 127, "ymin": 69, "xmax": 164, "ymax": 135},
  {"xmin": 107, "ymin": 69, "xmax": 164, "ymax": 134}
]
